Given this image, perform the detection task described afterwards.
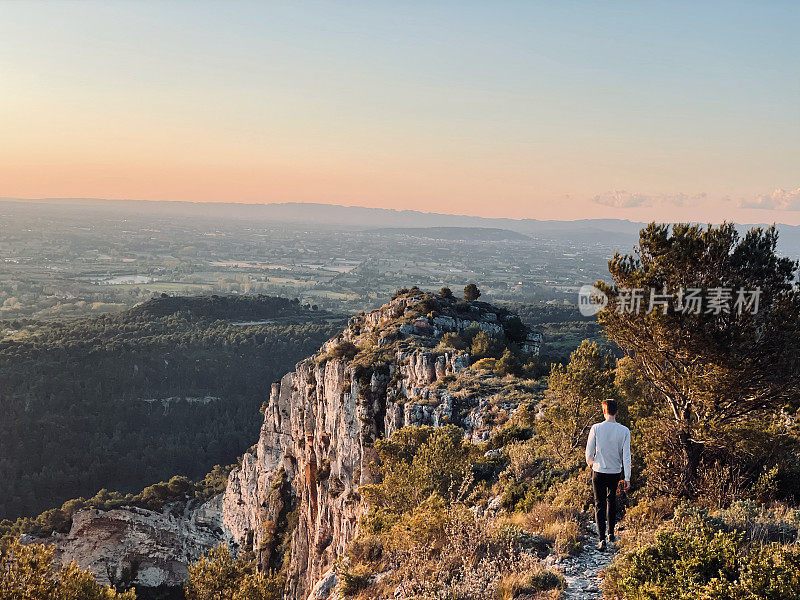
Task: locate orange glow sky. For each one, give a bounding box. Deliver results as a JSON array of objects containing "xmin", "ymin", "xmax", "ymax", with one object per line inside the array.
[{"xmin": 1, "ymin": 2, "xmax": 798, "ymax": 223}]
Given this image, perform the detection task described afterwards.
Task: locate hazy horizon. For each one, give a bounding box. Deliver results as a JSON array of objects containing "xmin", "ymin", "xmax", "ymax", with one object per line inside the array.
[{"xmin": 5, "ymin": 196, "xmax": 800, "ymax": 230}]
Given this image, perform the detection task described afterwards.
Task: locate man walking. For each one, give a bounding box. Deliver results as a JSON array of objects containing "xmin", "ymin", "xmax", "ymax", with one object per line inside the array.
[{"xmin": 585, "ymin": 399, "xmax": 631, "ymax": 551}]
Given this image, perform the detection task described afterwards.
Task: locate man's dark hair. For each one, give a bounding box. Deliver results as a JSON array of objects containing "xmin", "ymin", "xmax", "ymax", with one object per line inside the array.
[{"xmin": 602, "ymin": 399, "xmax": 618, "ymax": 415}]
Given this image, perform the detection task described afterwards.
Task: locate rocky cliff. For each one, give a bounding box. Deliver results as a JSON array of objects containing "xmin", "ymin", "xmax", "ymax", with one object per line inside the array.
[
  {"xmin": 24, "ymin": 496, "xmax": 230, "ymax": 597},
  {"xmin": 35, "ymin": 290, "xmax": 539, "ymax": 599},
  {"xmin": 220, "ymin": 290, "xmax": 538, "ymax": 598}
]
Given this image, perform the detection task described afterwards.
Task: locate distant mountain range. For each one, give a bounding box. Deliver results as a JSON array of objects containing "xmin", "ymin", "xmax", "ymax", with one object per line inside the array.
[
  {"xmin": 3, "ymin": 197, "xmax": 800, "ymax": 255},
  {"xmin": 371, "ymin": 227, "xmax": 531, "ymax": 241}
]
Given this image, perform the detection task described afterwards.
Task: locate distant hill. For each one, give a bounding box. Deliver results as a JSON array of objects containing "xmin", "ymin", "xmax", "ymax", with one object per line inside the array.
[
  {"xmin": 128, "ymin": 294, "xmax": 327, "ymax": 321},
  {"xmin": 371, "ymin": 226, "xmax": 530, "ymax": 241},
  {"xmin": 0, "ymin": 197, "xmax": 644, "ymax": 237}
]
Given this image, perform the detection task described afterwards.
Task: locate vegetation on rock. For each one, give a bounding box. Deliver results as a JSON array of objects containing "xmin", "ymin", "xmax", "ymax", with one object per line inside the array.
[
  {"xmin": 604, "ymin": 506, "xmax": 800, "ymax": 600},
  {"xmin": 464, "ymin": 283, "xmax": 482, "ymax": 302},
  {"xmin": 0, "ymin": 538, "xmax": 136, "ymax": 600},
  {"xmin": 327, "ymin": 224, "xmax": 800, "ymax": 600},
  {"xmin": 0, "ymin": 465, "xmax": 234, "ymax": 543},
  {"xmin": 184, "ymin": 545, "xmax": 282, "ymax": 600}
]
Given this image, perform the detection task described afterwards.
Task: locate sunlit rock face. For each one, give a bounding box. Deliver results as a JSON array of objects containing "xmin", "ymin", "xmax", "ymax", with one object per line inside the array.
[
  {"xmin": 40, "ymin": 496, "xmax": 229, "ymax": 591},
  {"xmin": 221, "ymin": 292, "xmax": 537, "ymax": 598}
]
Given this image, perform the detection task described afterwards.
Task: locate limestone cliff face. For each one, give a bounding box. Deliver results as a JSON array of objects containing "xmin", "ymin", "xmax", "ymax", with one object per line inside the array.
[
  {"xmin": 35, "ymin": 496, "xmax": 229, "ymax": 592},
  {"xmin": 221, "ymin": 293, "xmax": 534, "ymax": 598}
]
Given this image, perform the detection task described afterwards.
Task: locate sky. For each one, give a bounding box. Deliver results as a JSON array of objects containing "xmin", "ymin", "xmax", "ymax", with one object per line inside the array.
[{"xmin": 1, "ymin": 1, "xmax": 798, "ymax": 223}]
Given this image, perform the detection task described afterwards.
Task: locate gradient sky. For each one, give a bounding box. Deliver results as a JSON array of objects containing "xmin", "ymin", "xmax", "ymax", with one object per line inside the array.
[{"xmin": 1, "ymin": 1, "xmax": 798, "ymax": 222}]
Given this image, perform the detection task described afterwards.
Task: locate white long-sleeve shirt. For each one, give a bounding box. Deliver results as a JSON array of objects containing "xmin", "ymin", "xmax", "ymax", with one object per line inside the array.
[{"xmin": 585, "ymin": 420, "xmax": 631, "ymax": 481}]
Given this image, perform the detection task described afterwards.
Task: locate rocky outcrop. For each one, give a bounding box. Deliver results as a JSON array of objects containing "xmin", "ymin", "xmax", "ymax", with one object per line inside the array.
[
  {"xmin": 221, "ymin": 292, "xmax": 537, "ymax": 598},
  {"xmin": 37, "ymin": 496, "xmax": 229, "ymax": 592}
]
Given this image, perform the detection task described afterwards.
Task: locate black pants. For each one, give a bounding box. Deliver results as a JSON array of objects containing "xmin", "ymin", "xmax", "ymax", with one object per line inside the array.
[{"xmin": 592, "ymin": 471, "xmax": 621, "ymax": 539}]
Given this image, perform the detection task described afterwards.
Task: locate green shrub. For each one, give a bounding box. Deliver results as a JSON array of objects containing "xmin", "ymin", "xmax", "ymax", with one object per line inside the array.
[
  {"xmin": 495, "ymin": 349, "xmax": 522, "ymax": 376},
  {"xmin": 471, "ymin": 357, "xmax": 497, "ymax": 371},
  {"xmin": 545, "ymin": 471, "xmax": 592, "ymax": 513},
  {"xmin": 498, "ymin": 443, "xmax": 565, "ymax": 511},
  {"xmin": 392, "ymin": 288, "xmax": 410, "ymax": 299},
  {"xmin": 0, "ymin": 538, "xmax": 136, "ymax": 599},
  {"xmin": 604, "ymin": 508, "xmax": 800, "ymax": 600},
  {"xmin": 386, "ymin": 494, "xmax": 450, "ymax": 555},
  {"xmin": 504, "ymin": 316, "xmax": 528, "ymax": 343},
  {"xmin": 184, "ymin": 544, "xmax": 282, "ymax": 600},
  {"xmin": 535, "ymin": 341, "xmax": 614, "ymax": 470},
  {"xmin": 544, "ymin": 518, "xmax": 582, "ymax": 556},
  {"xmin": 519, "ymin": 567, "xmax": 565, "ymax": 592},
  {"xmin": 437, "ymin": 332, "xmax": 467, "ymax": 350},
  {"xmin": 622, "ymin": 495, "xmax": 677, "ymax": 540},
  {"xmin": 335, "ymin": 562, "xmax": 372, "ymax": 597},
  {"xmin": 320, "ymin": 341, "xmax": 359, "ymax": 362},
  {"xmin": 345, "ymin": 533, "xmax": 384, "ymax": 565},
  {"xmin": 471, "ymin": 330, "xmax": 503, "ymax": 360},
  {"xmin": 490, "ymin": 523, "xmax": 550, "ymax": 556},
  {"xmin": 413, "ymin": 298, "xmax": 439, "ymax": 315},
  {"xmin": 464, "ymin": 284, "xmax": 481, "ymax": 302},
  {"xmin": 361, "ymin": 426, "xmax": 471, "ymax": 528}
]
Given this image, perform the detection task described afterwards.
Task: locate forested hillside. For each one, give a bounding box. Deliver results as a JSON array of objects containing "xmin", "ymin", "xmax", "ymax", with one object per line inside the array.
[{"xmin": 0, "ymin": 295, "xmax": 344, "ymax": 520}]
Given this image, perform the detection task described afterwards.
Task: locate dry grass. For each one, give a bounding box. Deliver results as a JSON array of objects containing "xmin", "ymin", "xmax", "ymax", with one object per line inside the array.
[
  {"xmin": 715, "ymin": 500, "xmax": 800, "ymax": 546},
  {"xmin": 339, "ymin": 505, "xmax": 569, "ymax": 600},
  {"xmin": 496, "ymin": 501, "xmax": 584, "ymax": 557},
  {"xmin": 495, "ymin": 565, "xmax": 566, "ymax": 600},
  {"xmin": 619, "ymin": 495, "xmax": 676, "ymax": 547}
]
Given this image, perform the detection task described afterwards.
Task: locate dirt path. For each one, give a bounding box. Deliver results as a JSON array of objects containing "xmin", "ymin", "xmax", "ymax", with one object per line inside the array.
[{"xmin": 556, "ymin": 528, "xmax": 616, "ymax": 599}]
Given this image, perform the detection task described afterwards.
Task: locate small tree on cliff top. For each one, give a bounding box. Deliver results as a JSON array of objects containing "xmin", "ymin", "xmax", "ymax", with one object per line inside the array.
[
  {"xmin": 464, "ymin": 283, "xmax": 481, "ymax": 302},
  {"xmin": 597, "ymin": 222, "xmax": 800, "ymax": 495}
]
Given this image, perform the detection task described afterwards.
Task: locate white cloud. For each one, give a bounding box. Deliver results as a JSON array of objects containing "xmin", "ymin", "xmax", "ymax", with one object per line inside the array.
[
  {"xmin": 738, "ymin": 188, "xmax": 800, "ymax": 210},
  {"xmin": 592, "ymin": 191, "xmax": 705, "ymax": 208},
  {"xmin": 593, "ymin": 191, "xmax": 651, "ymax": 208}
]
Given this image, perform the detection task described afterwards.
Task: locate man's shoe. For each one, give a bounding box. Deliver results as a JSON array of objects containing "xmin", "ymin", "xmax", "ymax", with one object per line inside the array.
[{"xmin": 597, "ymin": 539, "xmax": 607, "ymax": 552}]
